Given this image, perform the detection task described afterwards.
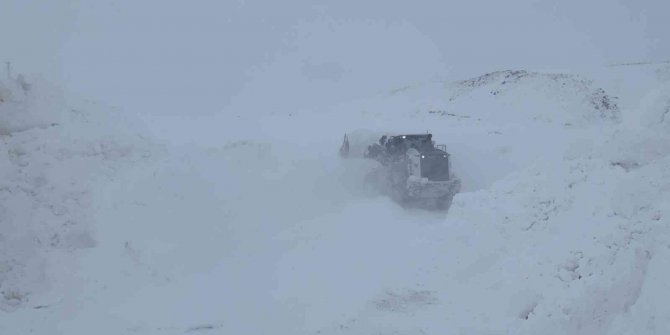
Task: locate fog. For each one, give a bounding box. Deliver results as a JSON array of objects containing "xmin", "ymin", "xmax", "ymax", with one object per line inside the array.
[
  {"xmin": 2, "ymin": 1, "xmax": 670, "ymax": 334},
  {"xmin": 3, "ymin": 0, "xmax": 667, "ymax": 117}
]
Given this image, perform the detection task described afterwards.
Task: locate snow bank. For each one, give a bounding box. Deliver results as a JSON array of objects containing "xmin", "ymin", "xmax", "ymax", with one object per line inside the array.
[
  {"xmin": 0, "ymin": 75, "xmax": 152, "ymax": 312},
  {"xmin": 330, "ymin": 70, "xmax": 621, "ymax": 128},
  {"xmin": 0, "ymin": 74, "xmax": 65, "ymax": 135},
  {"xmin": 441, "ymin": 155, "xmax": 670, "ymax": 334},
  {"xmin": 447, "ymin": 70, "xmax": 621, "ymax": 125}
]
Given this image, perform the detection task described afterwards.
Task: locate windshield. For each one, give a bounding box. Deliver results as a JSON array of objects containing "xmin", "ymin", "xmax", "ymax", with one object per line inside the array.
[{"xmin": 386, "ymin": 135, "xmax": 433, "ymax": 154}]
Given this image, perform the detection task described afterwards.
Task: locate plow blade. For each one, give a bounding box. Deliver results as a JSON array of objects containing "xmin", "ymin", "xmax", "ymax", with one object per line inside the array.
[{"xmin": 406, "ymin": 176, "xmax": 461, "ymax": 199}]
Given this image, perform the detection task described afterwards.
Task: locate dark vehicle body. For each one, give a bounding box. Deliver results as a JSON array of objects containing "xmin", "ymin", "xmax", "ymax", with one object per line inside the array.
[{"xmin": 341, "ymin": 132, "xmax": 460, "ymax": 210}]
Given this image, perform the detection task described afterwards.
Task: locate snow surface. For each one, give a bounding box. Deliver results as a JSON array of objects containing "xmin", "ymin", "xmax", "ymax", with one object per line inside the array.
[{"xmin": 2, "ymin": 64, "xmax": 670, "ymax": 334}]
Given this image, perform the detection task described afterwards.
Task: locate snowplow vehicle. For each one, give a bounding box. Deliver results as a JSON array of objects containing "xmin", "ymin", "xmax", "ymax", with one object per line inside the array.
[{"xmin": 340, "ymin": 133, "xmax": 461, "ymax": 210}]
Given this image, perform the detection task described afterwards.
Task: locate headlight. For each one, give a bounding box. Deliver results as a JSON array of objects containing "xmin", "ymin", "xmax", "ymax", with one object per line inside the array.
[{"xmin": 421, "ymin": 155, "xmax": 425, "ymax": 158}]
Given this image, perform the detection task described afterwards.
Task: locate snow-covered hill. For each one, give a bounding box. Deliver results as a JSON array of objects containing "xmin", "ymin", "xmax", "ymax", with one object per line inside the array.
[
  {"xmin": 2, "ymin": 66, "xmax": 670, "ymax": 334},
  {"xmin": 323, "ymin": 69, "xmax": 617, "ymax": 125}
]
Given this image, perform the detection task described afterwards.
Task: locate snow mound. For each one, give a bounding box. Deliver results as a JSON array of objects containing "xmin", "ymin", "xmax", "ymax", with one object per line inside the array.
[
  {"xmin": 0, "ymin": 75, "xmax": 65, "ymax": 135},
  {"xmin": 447, "ymin": 70, "xmax": 620, "ymax": 124},
  {"xmin": 0, "ymin": 76, "xmax": 153, "ymax": 312},
  {"xmin": 341, "ymin": 70, "xmax": 621, "ymax": 128}
]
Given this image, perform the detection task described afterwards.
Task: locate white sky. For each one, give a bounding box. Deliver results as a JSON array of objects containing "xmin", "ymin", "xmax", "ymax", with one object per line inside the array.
[{"xmin": 1, "ymin": 0, "xmax": 668, "ymax": 115}]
